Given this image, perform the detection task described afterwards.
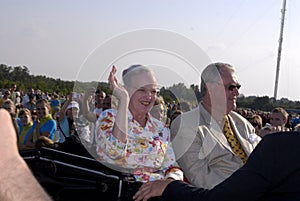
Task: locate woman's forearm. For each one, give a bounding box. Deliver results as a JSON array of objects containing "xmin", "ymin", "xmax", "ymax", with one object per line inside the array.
[{"xmin": 112, "ymin": 98, "xmax": 129, "ymax": 143}]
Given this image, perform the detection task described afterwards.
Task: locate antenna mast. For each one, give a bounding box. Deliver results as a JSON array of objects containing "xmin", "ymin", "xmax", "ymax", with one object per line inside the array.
[{"xmin": 273, "ymin": 0, "xmax": 287, "ymax": 100}]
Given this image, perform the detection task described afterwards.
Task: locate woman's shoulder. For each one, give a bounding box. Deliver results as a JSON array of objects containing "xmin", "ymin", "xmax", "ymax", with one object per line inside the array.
[
  {"xmin": 149, "ymin": 115, "xmax": 168, "ymax": 127},
  {"xmin": 149, "ymin": 116, "xmax": 170, "ymax": 138}
]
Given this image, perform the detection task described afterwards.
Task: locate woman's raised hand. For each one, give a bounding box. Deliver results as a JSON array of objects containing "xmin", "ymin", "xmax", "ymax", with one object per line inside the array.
[{"xmin": 108, "ymin": 65, "xmax": 129, "ymax": 100}]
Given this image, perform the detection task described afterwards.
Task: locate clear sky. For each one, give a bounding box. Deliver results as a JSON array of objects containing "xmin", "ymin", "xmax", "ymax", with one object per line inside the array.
[{"xmin": 1, "ymin": 0, "xmax": 300, "ymax": 101}]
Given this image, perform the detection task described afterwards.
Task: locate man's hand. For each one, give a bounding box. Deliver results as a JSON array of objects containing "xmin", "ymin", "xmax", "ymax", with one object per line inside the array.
[{"xmin": 133, "ymin": 179, "xmax": 173, "ymax": 201}]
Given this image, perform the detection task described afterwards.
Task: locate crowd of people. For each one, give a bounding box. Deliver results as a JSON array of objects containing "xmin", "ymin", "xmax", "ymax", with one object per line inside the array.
[
  {"xmin": 1, "ymin": 62, "xmax": 300, "ymax": 201},
  {"xmin": 0, "ymin": 82, "xmax": 194, "ymax": 153}
]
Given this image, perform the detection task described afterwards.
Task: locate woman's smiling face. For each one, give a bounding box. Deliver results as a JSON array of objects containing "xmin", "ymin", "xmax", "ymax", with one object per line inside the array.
[
  {"xmin": 36, "ymin": 101, "xmax": 49, "ymax": 119},
  {"xmin": 127, "ymin": 71, "xmax": 159, "ymax": 117}
]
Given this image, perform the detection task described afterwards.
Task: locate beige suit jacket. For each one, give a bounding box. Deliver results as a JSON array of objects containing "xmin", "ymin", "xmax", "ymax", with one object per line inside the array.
[{"xmin": 170, "ymin": 104, "xmax": 261, "ymax": 189}]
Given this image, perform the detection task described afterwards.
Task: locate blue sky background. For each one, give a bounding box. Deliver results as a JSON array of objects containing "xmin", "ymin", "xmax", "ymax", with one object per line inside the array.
[{"xmin": 1, "ymin": 0, "xmax": 300, "ymax": 100}]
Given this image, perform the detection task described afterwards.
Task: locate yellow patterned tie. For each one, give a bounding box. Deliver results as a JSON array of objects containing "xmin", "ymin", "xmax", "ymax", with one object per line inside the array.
[{"xmin": 223, "ymin": 115, "xmax": 247, "ymax": 163}]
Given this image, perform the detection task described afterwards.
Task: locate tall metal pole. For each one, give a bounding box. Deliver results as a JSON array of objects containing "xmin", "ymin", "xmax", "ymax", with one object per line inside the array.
[{"xmin": 274, "ymin": 0, "xmax": 287, "ymax": 100}]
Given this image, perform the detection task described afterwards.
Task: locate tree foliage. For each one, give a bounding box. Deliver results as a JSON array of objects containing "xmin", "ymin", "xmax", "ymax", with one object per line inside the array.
[{"xmin": 0, "ymin": 64, "xmax": 109, "ymax": 95}]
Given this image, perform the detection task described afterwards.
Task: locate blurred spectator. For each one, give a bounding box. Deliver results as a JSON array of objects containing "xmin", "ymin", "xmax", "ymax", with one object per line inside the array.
[
  {"xmin": 179, "ymin": 101, "xmax": 192, "ymax": 113},
  {"xmin": 35, "ymin": 136, "xmax": 56, "ymax": 149},
  {"xmin": 24, "ymin": 93, "xmax": 37, "ymax": 117},
  {"xmin": 91, "ymin": 89, "xmax": 106, "ymax": 119},
  {"xmin": 2, "ymin": 99, "xmax": 20, "ymax": 137},
  {"xmin": 57, "ymin": 93, "xmax": 80, "ymax": 143},
  {"xmin": 294, "ymin": 123, "xmax": 300, "ymax": 131},
  {"xmin": 57, "ymin": 93, "xmax": 87, "ymax": 156},
  {"xmin": 248, "ymin": 114, "xmax": 263, "ymax": 135},
  {"xmin": 26, "ymin": 99, "xmax": 56, "ymax": 148},
  {"xmin": 50, "ymin": 93, "xmax": 61, "ymax": 119},
  {"xmin": 150, "ymin": 95, "xmax": 167, "ymax": 123},
  {"xmin": 15, "ymin": 91, "xmax": 22, "ymax": 110},
  {"xmin": 17, "ymin": 108, "xmax": 34, "ymax": 150},
  {"xmin": 22, "ymin": 87, "xmax": 35, "ymax": 106},
  {"xmin": 169, "ymin": 110, "xmax": 182, "ymax": 127},
  {"xmin": 260, "ymin": 107, "xmax": 290, "ymax": 137},
  {"xmin": 102, "ymin": 94, "xmax": 112, "ymax": 111},
  {"xmin": 270, "ymin": 107, "xmax": 289, "ymax": 129},
  {"xmin": 9, "ymin": 83, "xmax": 17, "ymax": 104},
  {"xmin": 0, "ymin": 90, "xmax": 11, "ymax": 107}
]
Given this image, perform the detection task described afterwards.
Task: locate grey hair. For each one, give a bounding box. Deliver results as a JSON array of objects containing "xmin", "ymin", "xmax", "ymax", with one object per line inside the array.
[
  {"xmin": 199, "ymin": 62, "xmax": 235, "ymax": 99},
  {"xmin": 122, "ymin": 64, "xmax": 154, "ymax": 87}
]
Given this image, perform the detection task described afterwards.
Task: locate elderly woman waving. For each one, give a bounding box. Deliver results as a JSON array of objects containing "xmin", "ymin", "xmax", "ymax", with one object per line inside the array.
[{"xmin": 95, "ymin": 65, "xmax": 183, "ymax": 200}]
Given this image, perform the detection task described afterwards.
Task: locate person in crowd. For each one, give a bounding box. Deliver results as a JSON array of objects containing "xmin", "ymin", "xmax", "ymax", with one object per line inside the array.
[
  {"xmin": 260, "ymin": 107, "xmax": 290, "ymax": 137},
  {"xmin": 35, "ymin": 136, "xmax": 57, "ymax": 149},
  {"xmin": 0, "ymin": 90, "xmax": 11, "ymax": 107},
  {"xmin": 95, "ymin": 89, "xmax": 106, "ymax": 108},
  {"xmin": 56, "ymin": 93, "xmax": 87, "ymax": 155},
  {"xmin": 102, "ymin": 94, "xmax": 112, "ymax": 111},
  {"xmin": 2, "ymin": 99, "xmax": 15, "ymax": 115},
  {"xmin": 15, "ymin": 91, "xmax": 22, "ymax": 109},
  {"xmin": 26, "ymin": 99, "xmax": 56, "ymax": 148},
  {"xmin": 81, "ymin": 88, "xmax": 102, "ymax": 145},
  {"xmin": 169, "ymin": 110, "xmax": 182, "ymax": 128},
  {"xmin": 178, "ymin": 101, "xmax": 192, "ymax": 113},
  {"xmin": 57, "ymin": 93, "xmax": 80, "ymax": 142},
  {"xmin": 82, "ymin": 88, "xmax": 105, "ymax": 123},
  {"xmin": 2, "ymin": 99, "xmax": 20, "ymax": 135},
  {"xmin": 21, "ymin": 87, "xmax": 35, "ymax": 106},
  {"xmin": 9, "ymin": 83, "xmax": 17, "ymax": 104},
  {"xmin": 35, "ymin": 89, "xmax": 44, "ymax": 100},
  {"xmin": 17, "ymin": 108, "xmax": 34, "ymax": 150},
  {"xmin": 134, "ymin": 131, "xmax": 300, "ymax": 201},
  {"xmin": 248, "ymin": 114, "xmax": 263, "ymax": 136},
  {"xmin": 294, "ymin": 123, "xmax": 300, "ymax": 131},
  {"xmin": 92, "ymin": 89, "xmax": 106, "ymax": 118},
  {"xmin": 150, "ymin": 95, "xmax": 167, "ymax": 123},
  {"xmin": 24, "ymin": 93, "xmax": 37, "ymax": 116},
  {"xmin": 270, "ymin": 107, "xmax": 290, "ymax": 130},
  {"xmin": 0, "ymin": 109, "xmax": 52, "ymax": 201},
  {"xmin": 95, "ymin": 65, "xmax": 183, "ymax": 200},
  {"xmin": 169, "ymin": 103, "xmax": 180, "ymax": 118},
  {"xmin": 41, "ymin": 92, "xmax": 50, "ymax": 100},
  {"xmin": 170, "ymin": 62, "xmax": 260, "ymax": 189},
  {"xmin": 50, "ymin": 93, "xmax": 61, "ymax": 119},
  {"xmin": 270, "ymin": 107, "xmax": 290, "ymax": 129},
  {"xmin": 81, "ymin": 90, "xmax": 112, "ymax": 146}
]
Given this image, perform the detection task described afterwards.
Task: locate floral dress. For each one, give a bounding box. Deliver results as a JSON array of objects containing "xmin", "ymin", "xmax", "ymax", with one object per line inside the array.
[{"xmin": 95, "ymin": 109, "xmax": 183, "ymax": 182}]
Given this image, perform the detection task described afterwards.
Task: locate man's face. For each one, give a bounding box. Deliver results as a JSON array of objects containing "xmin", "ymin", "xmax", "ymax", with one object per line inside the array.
[
  {"xmin": 208, "ymin": 70, "xmax": 240, "ymax": 114},
  {"xmin": 11, "ymin": 85, "xmax": 17, "ymax": 91}
]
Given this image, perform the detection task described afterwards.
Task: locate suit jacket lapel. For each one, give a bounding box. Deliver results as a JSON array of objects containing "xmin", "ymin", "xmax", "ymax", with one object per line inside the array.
[
  {"xmin": 199, "ymin": 105, "xmax": 234, "ymax": 154},
  {"xmin": 227, "ymin": 114, "xmax": 252, "ymax": 156}
]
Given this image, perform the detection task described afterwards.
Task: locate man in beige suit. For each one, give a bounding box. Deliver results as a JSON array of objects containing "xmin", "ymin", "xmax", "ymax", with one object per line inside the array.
[{"xmin": 170, "ymin": 62, "xmax": 261, "ymax": 189}]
